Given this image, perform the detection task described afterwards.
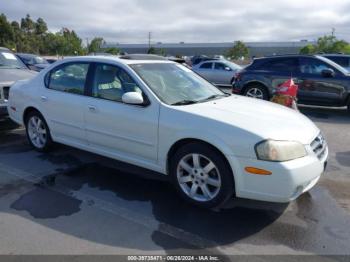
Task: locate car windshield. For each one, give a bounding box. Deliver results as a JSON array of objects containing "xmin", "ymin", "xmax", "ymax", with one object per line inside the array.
[
  {"xmin": 0, "ymin": 51, "xmax": 27, "ymax": 69},
  {"xmin": 130, "ymin": 63, "xmax": 226, "ymax": 105}
]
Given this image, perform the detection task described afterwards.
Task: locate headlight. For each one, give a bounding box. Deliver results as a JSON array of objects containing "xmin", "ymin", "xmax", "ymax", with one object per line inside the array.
[{"xmin": 255, "ymin": 140, "xmax": 307, "ymax": 162}]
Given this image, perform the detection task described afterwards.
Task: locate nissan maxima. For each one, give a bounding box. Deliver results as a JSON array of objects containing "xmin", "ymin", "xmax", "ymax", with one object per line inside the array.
[{"xmin": 7, "ymin": 56, "xmax": 328, "ymax": 208}]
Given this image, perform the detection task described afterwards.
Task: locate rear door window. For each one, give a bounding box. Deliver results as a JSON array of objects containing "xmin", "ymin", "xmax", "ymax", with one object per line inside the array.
[{"xmin": 48, "ymin": 63, "xmax": 89, "ymax": 95}]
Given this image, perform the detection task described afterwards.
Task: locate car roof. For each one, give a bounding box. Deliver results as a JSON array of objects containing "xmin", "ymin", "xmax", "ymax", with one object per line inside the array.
[
  {"xmin": 119, "ymin": 54, "xmax": 168, "ymax": 60},
  {"xmin": 321, "ymin": 54, "xmax": 350, "ymax": 57},
  {"xmin": 56, "ymin": 55, "xmax": 175, "ymax": 66},
  {"xmin": 253, "ymin": 54, "xmax": 319, "ymax": 61}
]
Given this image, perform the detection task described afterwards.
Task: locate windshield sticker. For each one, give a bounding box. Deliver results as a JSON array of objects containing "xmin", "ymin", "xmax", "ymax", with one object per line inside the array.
[{"xmin": 2, "ymin": 52, "xmax": 17, "ymax": 60}]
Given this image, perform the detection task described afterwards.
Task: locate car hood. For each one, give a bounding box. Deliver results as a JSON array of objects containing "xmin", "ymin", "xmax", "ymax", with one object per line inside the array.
[
  {"xmin": 0, "ymin": 68, "xmax": 37, "ymax": 84},
  {"xmin": 180, "ymin": 95, "xmax": 319, "ymax": 145}
]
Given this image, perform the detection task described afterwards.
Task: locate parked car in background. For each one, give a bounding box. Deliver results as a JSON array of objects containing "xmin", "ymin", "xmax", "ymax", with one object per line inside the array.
[
  {"xmin": 16, "ymin": 53, "xmax": 50, "ymax": 71},
  {"xmin": 321, "ymin": 54, "xmax": 350, "ymax": 72},
  {"xmin": 190, "ymin": 55, "xmax": 219, "ymax": 66},
  {"xmin": 193, "ymin": 60, "xmax": 242, "ymax": 87},
  {"xmin": 233, "ymin": 54, "xmax": 350, "ymax": 111},
  {"xmin": 45, "ymin": 58, "xmax": 58, "ymax": 64},
  {"xmin": 8, "ymin": 56, "xmax": 327, "ymax": 208},
  {"xmin": 0, "ymin": 47, "xmax": 36, "ymax": 115}
]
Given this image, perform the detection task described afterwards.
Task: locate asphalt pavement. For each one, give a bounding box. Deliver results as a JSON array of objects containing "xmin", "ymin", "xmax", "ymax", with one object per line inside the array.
[{"xmin": 0, "ymin": 105, "xmax": 349, "ymax": 258}]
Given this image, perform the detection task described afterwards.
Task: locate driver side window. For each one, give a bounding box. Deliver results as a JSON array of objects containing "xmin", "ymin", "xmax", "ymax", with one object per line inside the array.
[
  {"xmin": 299, "ymin": 58, "xmax": 334, "ymax": 75},
  {"xmin": 214, "ymin": 62, "xmax": 228, "ymax": 70},
  {"xmin": 92, "ymin": 64, "xmax": 142, "ymax": 102}
]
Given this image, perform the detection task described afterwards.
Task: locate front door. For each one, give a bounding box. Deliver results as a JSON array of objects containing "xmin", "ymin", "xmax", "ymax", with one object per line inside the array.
[
  {"xmin": 84, "ymin": 63, "xmax": 159, "ymax": 165},
  {"xmin": 297, "ymin": 57, "xmax": 347, "ymax": 106},
  {"xmin": 213, "ymin": 62, "xmax": 232, "ymax": 86}
]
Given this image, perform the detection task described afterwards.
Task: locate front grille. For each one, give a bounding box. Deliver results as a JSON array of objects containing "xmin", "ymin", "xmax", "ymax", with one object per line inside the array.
[
  {"xmin": 3, "ymin": 86, "xmax": 9, "ymax": 100},
  {"xmin": 310, "ymin": 134, "xmax": 327, "ymax": 160}
]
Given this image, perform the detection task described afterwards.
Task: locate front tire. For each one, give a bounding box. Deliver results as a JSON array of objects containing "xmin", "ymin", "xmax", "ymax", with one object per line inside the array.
[
  {"xmin": 25, "ymin": 111, "xmax": 53, "ymax": 152},
  {"xmin": 244, "ymin": 85, "xmax": 269, "ymax": 100},
  {"xmin": 170, "ymin": 143, "xmax": 235, "ymax": 209}
]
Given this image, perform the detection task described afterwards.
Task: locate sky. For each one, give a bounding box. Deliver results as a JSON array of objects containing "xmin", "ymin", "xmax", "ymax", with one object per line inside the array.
[{"xmin": 1, "ymin": 0, "xmax": 350, "ymax": 44}]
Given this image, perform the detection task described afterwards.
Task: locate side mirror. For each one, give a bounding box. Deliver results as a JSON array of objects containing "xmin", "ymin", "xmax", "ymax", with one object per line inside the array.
[
  {"xmin": 122, "ymin": 92, "xmax": 144, "ymax": 105},
  {"xmin": 225, "ymin": 67, "xmax": 232, "ymax": 71},
  {"xmin": 321, "ymin": 68, "xmax": 335, "ymax": 78}
]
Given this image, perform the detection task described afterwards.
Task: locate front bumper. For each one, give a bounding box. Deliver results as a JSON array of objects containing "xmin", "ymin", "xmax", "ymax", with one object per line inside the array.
[{"xmin": 228, "ymin": 145, "xmax": 328, "ymax": 203}]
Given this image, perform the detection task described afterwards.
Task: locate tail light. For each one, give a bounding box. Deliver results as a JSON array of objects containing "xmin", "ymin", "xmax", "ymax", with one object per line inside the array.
[{"xmin": 234, "ymin": 71, "xmax": 242, "ymax": 82}]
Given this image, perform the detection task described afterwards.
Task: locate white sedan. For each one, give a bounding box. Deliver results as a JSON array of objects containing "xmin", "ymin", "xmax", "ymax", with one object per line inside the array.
[{"xmin": 8, "ymin": 56, "xmax": 328, "ymax": 208}]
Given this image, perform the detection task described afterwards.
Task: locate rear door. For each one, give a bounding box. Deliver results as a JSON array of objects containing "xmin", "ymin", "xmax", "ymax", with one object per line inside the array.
[
  {"xmin": 261, "ymin": 57, "xmax": 299, "ymax": 90},
  {"xmin": 41, "ymin": 62, "xmax": 89, "ymax": 146},
  {"xmin": 297, "ymin": 57, "xmax": 347, "ymax": 105}
]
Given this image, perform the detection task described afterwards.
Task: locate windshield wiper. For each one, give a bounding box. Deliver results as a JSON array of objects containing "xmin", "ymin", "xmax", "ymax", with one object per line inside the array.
[
  {"xmin": 171, "ymin": 100, "xmax": 199, "ymax": 106},
  {"xmin": 199, "ymin": 93, "xmax": 230, "ymax": 102}
]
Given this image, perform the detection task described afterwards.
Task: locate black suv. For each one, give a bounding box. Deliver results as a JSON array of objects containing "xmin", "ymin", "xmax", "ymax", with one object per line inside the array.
[{"xmin": 232, "ymin": 55, "xmax": 350, "ymax": 110}]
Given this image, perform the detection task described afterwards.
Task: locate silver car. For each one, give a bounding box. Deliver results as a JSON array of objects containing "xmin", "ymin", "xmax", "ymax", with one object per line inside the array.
[
  {"xmin": 0, "ymin": 47, "xmax": 36, "ymax": 115},
  {"xmin": 192, "ymin": 60, "xmax": 241, "ymax": 87}
]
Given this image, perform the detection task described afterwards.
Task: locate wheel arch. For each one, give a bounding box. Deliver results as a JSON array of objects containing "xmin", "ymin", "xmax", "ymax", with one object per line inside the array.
[
  {"xmin": 166, "ymin": 138, "xmax": 236, "ymax": 187},
  {"xmin": 242, "ymin": 81, "xmax": 271, "ymax": 99},
  {"xmin": 23, "ymin": 106, "xmax": 43, "ymax": 124}
]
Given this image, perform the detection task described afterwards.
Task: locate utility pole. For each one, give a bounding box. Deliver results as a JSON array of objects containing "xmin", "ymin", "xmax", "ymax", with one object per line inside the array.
[
  {"xmin": 148, "ymin": 32, "xmax": 152, "ymax": 50},
  {"xmin": 331, "ymin": 28, "xmax": 336, "ymax": 38}
]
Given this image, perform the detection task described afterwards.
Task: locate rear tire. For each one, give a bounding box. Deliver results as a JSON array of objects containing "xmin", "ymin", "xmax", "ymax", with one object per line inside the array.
[
  {"xmin": 170, "ymin": 142, "xmax": 235, "ymax": 209},
  {"xmin": 244, "ymin": 85, "xmax": 269, "ymax": 100},
  {"xmin": 25, "ymin": 111, "xmax": 53, "ymax": 152}
]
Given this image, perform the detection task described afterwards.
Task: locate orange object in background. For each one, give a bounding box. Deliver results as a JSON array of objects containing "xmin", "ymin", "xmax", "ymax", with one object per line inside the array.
[{"xmin": 271, "ymin": 78, "xmax": 298, "ymax": 110}]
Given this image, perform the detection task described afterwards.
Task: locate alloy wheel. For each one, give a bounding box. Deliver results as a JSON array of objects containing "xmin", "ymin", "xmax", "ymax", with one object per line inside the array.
[
  {"xmin": 176, "ymin": 153, "xmax": 221, "ymax": 202},
  {"xmin": 27, "ymin": 116, "xmax": 47, "ymax": 149},
  {"xmin": 246, "ymin": 87, "xmax": 264, "ymax": 99}
]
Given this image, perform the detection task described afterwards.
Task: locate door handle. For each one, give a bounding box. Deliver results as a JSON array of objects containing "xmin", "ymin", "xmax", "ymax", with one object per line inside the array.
[
  {"xmin": 88, "ymin": 105, "xmax": 97, "ymax": 112},
  {"xmin": 40, "ymin": 96, "xmax": 48, "ymax": 102}
]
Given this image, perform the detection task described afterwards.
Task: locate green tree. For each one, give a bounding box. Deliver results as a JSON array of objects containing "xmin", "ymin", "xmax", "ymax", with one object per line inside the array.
[
  {"xmin": 147, "ymin": 47, "xmax": 165, "ymax": 56},
  {"xmin": 226, "ymin": 41, "xmax": 249, "ymax": 59},
  {"xmin": 299, "ymin": 35, "xmax": 350, "ymax": 54},
  {"xmin": 103, "ymin": 47, "xmax": 120, "ymax": 55},
  {"xmin": 300, "ymin": 44, "xmax": 317, "ymax": 54},
  {"xmin": 1, "ymin": 14, "xmax": 85, "ymax": 55},
  {"xmin": 35, "ymin": 18, "xmax": 47, "ymax": 35},
  {"xmin": 0, "ymin": 13, "xmax": 15, "ymax": 49},
  {"xmin": 88, "ymin": 37, "xmax": 104, "ymax": 53},
  {"xmin": 21, "ymin": 14, "xmax": 35, "ymax": 34}
]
